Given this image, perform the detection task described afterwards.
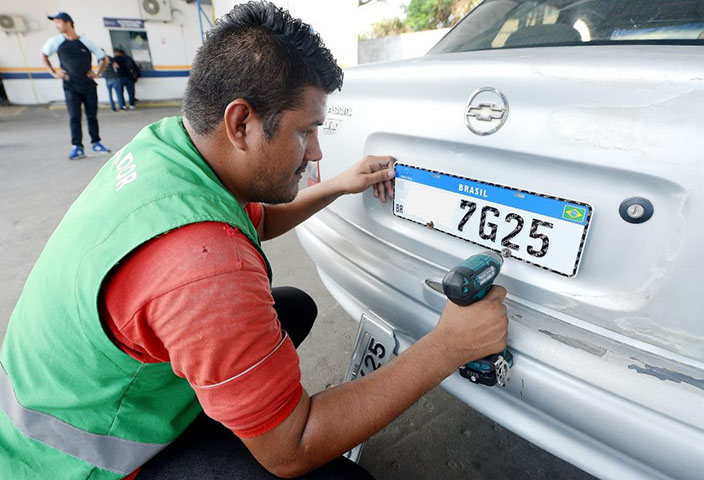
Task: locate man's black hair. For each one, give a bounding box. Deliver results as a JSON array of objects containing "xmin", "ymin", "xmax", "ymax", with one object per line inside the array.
[{"xmin": 182, "ymin": 1, "xmax": 343, "ymax": 139}]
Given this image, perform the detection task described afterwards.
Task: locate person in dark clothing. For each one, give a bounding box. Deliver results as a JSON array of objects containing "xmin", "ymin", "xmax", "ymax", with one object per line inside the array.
[
  {"xmin": 113, "ymin": 48, "xmax": 140, "ymax": 109},
  {"xmin": 102, "ymin": 50, "xmax": 125, "ymax": 111},
  {"xmin": 41, "ymin": 12, "xmax": 112, "ymax": 160},
  {"xmin": 0, "ymin": 76, "xmax": 8, "ymax": 105}
]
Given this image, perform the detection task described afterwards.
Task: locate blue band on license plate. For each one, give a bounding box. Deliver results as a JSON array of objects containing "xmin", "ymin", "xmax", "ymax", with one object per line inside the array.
[
  {"xmin": 393, "ymin": 163, "xmax": 593, "ymax": 277},
  {"xmin": 395, "ymin": 164, "xmax": 589, "ymax": 226}
]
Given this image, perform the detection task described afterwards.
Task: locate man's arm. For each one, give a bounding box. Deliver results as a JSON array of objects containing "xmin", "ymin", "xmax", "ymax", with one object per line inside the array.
[
  {"xmin": 41, "ymin": 36, "xmax": 68, "ymax": 80},
  {"xmin": 242, "ymin": 287, "xmax": 509, "ymax": 478},
  {"xmin": 96, "ymin": 56, "xmax": 108, "ymax": 76},
  {"xmin": 80, "ymin": 37, "xmax": 107, "ymax": 78},
  {"xmin": 87, "ymin": 55, "xmax": 107, "ymax": 79},
  {"xmin": 258, "ymin": 155, "xmax": 395, "ymax": 241},
  {"xmin": 41, "ymin": 54, "xmax": 68, "ymax": 80}
]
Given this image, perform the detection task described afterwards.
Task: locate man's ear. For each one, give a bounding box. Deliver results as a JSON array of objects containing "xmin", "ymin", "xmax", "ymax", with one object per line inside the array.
[{"xmin": 223, "ymin": 99, "xmax": 256, "ymax": 151}]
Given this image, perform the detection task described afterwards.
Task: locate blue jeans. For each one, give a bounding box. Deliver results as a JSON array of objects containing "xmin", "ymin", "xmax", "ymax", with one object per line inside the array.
[
  {"xmin": 106, "ymin": 79, "xmax": 125, "ymax": 110},
  {"xmin": 119, "ymin": 77, "xmax": 136, "ymax": 107}
]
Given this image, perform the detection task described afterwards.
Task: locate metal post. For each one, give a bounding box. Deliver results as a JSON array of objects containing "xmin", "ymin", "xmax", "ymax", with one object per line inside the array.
[{"xmin": 197, "ymin": 0, "xmax": 205, "ymax": 44}]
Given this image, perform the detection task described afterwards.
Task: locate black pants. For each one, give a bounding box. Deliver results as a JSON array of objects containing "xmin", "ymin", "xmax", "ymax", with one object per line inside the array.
[
  {"xmin": 63, "ymin": 82, "xmax": 100, "ymax": 147},
  {"xmin": 137, "ymin": 286, "xmax": 375, "ymax": 479}
]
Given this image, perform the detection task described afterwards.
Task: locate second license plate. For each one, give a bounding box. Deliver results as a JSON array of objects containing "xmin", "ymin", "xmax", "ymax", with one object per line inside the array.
[{"xmin": 393, "ymin": 163, "xmax": 592, "ymax": 277}]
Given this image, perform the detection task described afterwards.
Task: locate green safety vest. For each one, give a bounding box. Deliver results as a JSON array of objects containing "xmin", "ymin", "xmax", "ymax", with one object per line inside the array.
[{"xmin": 0, "ymin": 116, "xmax": 272, "ymax": 479}]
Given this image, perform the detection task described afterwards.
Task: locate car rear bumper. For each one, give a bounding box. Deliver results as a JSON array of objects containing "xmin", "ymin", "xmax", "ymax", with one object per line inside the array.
[{"xmin": 296, "ymin": 208, "xmax": 704, "ymax": 480}]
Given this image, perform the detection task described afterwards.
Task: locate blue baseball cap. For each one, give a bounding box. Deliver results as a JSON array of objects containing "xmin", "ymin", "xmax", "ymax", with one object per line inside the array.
[{"xmin": 47, "ymin": 12, "xmax": 73, "ymax": 23}]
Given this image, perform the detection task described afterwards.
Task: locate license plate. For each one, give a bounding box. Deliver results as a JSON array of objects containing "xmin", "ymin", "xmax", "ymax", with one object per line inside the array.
[
  {"xmin": 393, "ymin": 163, "xmax": 592, "ymax": 277},
  {"xmin": 344, "ymin": 313, "xmax": 398, "ymax": 382},
  {"xmin": 343, "ymin": 312, "xmax": 398, "ymax": 462}
]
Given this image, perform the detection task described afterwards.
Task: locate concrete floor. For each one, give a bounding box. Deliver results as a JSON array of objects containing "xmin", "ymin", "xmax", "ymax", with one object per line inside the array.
[{"xmin": 0, "ymin": 105, "xmax": 596, "ymax": 480}]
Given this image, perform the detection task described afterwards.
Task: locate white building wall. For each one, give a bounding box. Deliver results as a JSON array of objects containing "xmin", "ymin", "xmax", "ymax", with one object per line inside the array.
[
  {"xmin": 399, "ymin": 28, "xmax": 448, "ymax": 59},
  {"xmin": 283, "ymin": 0, "xmax": 358, "ymax": 68},
  {"xmin": 358, "ymin": 28, "xmax": 449, "ymax": 64},
  {"xmin": 0, "ymin": 0, "xmax": 207, "ymax": 104},
  {"xmin": 213, "ymin": 0, "xmax": 358, "ymax": 67},
  {"xmin": 1, "ymin": 0, "xmax": 414, "ymax": 105}
]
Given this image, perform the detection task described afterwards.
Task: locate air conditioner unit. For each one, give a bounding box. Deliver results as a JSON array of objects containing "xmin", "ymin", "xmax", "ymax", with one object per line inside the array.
[
  {"xmin": 0, "ymin": 14, "xmax": 26, "ymax": 33},
  {"xmin": 139, "ymin": 0, "xmax": 172, "ymax": 22}
]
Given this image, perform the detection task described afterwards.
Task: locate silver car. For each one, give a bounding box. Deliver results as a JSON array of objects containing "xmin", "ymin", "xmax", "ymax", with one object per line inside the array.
[{"xmin": 297, "ymin": 1, "xmax": 704, "ymax": 479}]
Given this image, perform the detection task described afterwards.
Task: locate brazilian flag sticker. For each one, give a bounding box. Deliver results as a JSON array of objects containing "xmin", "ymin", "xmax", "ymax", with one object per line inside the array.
[{"xmin": 562, "ymin": 205, "xmax": 587, "ymax": 223}]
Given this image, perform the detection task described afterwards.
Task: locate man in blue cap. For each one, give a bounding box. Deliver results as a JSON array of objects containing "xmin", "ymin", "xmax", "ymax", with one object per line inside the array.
[{"xmin": 42, "ymin": 12, "xmax": 112, "ymax": 160}]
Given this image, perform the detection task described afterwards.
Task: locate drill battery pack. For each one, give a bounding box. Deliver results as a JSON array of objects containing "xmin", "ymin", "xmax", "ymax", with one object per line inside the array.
[{"xmin": 459, "ymin": 348, "xmax": 514, "ymax": 386}]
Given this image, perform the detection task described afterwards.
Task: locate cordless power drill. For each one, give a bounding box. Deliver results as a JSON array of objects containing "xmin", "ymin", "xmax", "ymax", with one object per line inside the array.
[{"xmin": 441, "ymin": 250, "xmax": 513, "ymax": 387}]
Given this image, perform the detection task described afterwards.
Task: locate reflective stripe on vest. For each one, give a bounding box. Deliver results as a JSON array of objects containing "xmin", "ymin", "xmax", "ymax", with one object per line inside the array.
[{"xmin": 0, "ymin": 363, "xmax": 169, "ymax": 475}]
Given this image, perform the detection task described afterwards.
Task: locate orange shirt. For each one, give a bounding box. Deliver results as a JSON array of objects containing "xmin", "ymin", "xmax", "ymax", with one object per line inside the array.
[{"xmin": 99, "ymin": 203, "xmax": 302, "ymax": 479}]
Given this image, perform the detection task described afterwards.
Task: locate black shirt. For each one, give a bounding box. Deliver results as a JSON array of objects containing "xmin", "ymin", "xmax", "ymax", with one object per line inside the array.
[
  {"xmin": 113, "ymin": 55, "xmax": 140, "ymax": 81},
  {"xmin": 42, "ymin": 35, "xmax": 104, "ymax": 88}
]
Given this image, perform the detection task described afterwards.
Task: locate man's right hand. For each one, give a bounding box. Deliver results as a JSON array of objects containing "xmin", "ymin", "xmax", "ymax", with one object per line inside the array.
[
  {"xmin": 242, "ymin": 286, "xmax": 509, "ymax": 478},
  {"xmin": 52, "ymin": 71, "xmax": 69, "ymax": 80},
  {"xmin": 431, "ymin": 285, "xmax": 509, "ymax": 367}
]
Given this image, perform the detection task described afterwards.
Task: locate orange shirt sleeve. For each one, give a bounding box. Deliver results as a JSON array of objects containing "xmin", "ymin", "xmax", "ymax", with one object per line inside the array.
[
  {"xmin": 99, "ymin": 221, "xmax": 301, "ymax": 438},
  {"xmin": 245, "ymin": 202, "xmax": 264, "ymax": 230}
]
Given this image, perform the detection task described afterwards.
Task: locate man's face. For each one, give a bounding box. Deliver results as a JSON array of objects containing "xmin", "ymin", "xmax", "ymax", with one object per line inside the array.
[
  {"xmin": 248, "ymin": 86, "xmax": 326, "ymax": 204},
  {"xmin": 53, "ymin": 19, "xmax": 70, "ymax": 34}
]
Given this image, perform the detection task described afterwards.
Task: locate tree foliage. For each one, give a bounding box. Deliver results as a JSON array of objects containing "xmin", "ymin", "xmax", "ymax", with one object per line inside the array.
[
  {"xmin": 363, "ymin": 0, "xmax": 482, "ymax": 39},
  {"xmin": 405, "ymin": 0, "xmax": 453, "ymax": 31},
  {"xmin": 369, "ymin": 17, "xmax": 409, "ymax": 38}
]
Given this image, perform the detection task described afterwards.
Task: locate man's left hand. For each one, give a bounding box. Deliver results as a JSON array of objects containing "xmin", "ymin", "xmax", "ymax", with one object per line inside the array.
[
  {"xmin": 86, "ymin": 71, "xmax": 99, "ymax": 79},
  {"xmin": 334, "ymin": 155, "xmax": 395, "ymax": 203}
]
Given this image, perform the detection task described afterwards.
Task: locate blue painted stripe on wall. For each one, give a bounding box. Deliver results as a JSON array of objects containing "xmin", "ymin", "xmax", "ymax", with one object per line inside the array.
[
  {"xmin": 1, "ymin": 72, "xmax": 54, "ymax": 79},
  {"xmin": 142, "ymin": 70, "xmax": 190, "ymax": 78},
  {"xmin": 2, "ymin": 70, "xmax": 190, "ymax": 80}
]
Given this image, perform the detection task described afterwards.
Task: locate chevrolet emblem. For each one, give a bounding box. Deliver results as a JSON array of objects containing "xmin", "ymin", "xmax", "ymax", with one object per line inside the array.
[
  {"xmin": 466, "ymin": 103, "xmax": 506, "ymax": 122},
  {"xmin": 465, "ymin": 87, "xmax": 509, "ymax": 136}
]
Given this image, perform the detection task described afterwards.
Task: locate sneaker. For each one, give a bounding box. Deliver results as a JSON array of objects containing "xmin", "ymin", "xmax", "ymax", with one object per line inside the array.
[
  {"xmin": 68, "ymin": 145, "xmax": 85, "ymax": 160},
  {"xmin": 92, "ymin": 142, "xmax": 111, "ymax": 154},
  {"xmin": 128, "ymin": 105, "xmax": 136, "ymax": 110}
]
